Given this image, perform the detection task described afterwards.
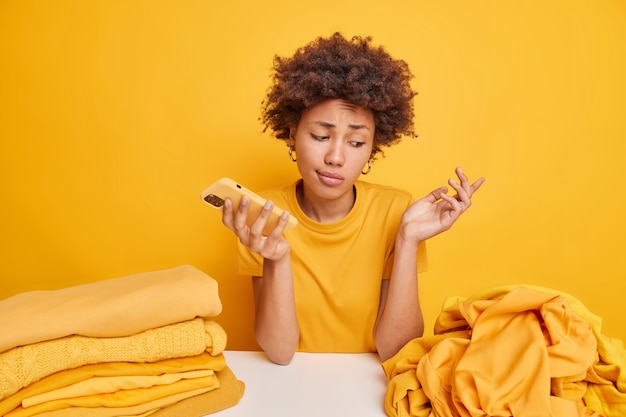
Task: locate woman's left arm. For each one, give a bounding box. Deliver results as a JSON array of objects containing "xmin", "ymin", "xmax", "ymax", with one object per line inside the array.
[{"xmin": 374, "ymin": 167, "xmax": 485, "ymax": 362}]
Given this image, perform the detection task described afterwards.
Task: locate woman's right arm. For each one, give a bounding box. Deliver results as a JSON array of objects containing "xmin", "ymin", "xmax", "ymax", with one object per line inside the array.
[
  {"xmin": 252, "ymin": 255, "xmax": 299, "ymax": 365},
  {"xmin": 222, "ymin": 196, "xmax": 299, "ymax": 365}
]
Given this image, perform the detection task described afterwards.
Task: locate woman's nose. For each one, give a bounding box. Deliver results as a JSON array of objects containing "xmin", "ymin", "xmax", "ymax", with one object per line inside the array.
[{"xmin": 324, "ymin": 142, "xmax": 344, "ymax": 166}]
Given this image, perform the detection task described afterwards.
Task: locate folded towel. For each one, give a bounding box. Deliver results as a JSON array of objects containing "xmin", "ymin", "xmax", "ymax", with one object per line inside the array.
[
  {"xmin": 0, "ymin": 318, "xmax": 227, "ymax": 401},
  {"xmin": 0, "ymin": 354, "xmax": 224, "ymax": 416},
  {"xmin": 32, "ymin": 366, "xmax": 244, "ymax": 417},
  {"xmin": 6, "ymin": 375, "xmax": 219, "ymax": 417},
  {"xmin": 149, "ymin": 366, "xmax": 245, "ymax": 417},
  {"xmin": 0, "ymin": 265, "xmax": 222, "ymax": 354},
  {"xmin": 22, "ymin": 369, "xmax": 217, "ymax": 408},
  {"xmin": 32, "ymin": 387, "xmax": 213, "ymax": 417}
]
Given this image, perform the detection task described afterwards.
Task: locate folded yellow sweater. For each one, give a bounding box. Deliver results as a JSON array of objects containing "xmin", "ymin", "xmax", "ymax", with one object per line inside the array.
[
  {"xmin": 0, "ymin": 265, "xmax": 222, "ymax": 354},
  {"xmin": 0, "ymin": 353, "xmax": 224, "ymax": 416},
  {"xmin": 383, "ymin": 286, "xmax": 624, "ymax": 417},
  {"xmin": 0, "ymin": 318, "xmax": 227, "ymax": 401}
]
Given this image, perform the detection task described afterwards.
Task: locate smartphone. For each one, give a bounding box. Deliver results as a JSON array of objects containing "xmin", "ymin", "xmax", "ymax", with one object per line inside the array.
[{"xmin": 201, "ymin": 178, "xmax": 298, "ymax": 236}]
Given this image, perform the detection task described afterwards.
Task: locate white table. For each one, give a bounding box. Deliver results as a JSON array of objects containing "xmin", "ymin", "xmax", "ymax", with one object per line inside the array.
[{"xmin": 215, "ymin": 350, "xmax": 389, "ymax": 417}]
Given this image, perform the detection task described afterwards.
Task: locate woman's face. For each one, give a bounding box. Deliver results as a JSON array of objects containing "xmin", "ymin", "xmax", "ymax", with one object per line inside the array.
[{"xmin": 290, "ymin": 98, "xmax": 375, "ymax": 204}]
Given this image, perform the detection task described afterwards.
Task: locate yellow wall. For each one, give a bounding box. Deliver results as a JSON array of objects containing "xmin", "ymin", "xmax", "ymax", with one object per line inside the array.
[{"xmin": 1, "ymin": 1, "xmax": 625, "ymax": 350}]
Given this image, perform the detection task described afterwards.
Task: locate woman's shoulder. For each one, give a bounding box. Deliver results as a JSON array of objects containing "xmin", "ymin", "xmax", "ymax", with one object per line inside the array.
[
  {"xmin": 355, "ymin": 181, "xmax": 414, "ymax": 217},
  {"xmin": 257, "ymin": 181, "xmax": 296, "ymax": 197},
  {"xmin": 357, "ymin": 181, "xmax": 412, "ymax": 201},
  {"xmin": 256, "ymin": 181, "xmax": 298, "ymax": 209}
]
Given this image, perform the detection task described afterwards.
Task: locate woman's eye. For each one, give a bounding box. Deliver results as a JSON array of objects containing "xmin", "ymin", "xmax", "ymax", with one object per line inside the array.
[
  {"xmin": 311, "ymin": 134, "xmax": 328, "ymax": 141},
  {"xmin": 350, "ymin": 141, "xmax": 365, "ymax": 147}
]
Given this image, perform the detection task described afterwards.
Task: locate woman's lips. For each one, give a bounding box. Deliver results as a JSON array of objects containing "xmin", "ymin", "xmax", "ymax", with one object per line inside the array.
[{"xmin": 317, "ymin": 171, "xmax": 344, "ymax": 186}]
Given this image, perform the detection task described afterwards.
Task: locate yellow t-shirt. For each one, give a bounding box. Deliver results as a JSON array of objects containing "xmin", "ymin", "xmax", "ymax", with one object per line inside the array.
[{"xmin": 238, "ymin": 180, "xmax": 428, "ymax": 353}]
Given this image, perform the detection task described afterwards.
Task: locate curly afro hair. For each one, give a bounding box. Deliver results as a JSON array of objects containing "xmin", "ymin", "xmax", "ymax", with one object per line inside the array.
[{"xmin": 261, "ymin": 32, "xmax": 417, "ymax": 158}]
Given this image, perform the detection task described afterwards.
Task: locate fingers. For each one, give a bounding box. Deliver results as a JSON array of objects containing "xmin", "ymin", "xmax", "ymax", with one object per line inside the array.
[
  {"xmin": 221, "ymin": 196, "xmax": 260, "ymax": 245},
  {"xmin": 438, "ymin": 190, "xmax": 463, "ymax": 214},
  {"xmin": 223, "ymin": 196, "xmax": 290, "ymax": 255},
  {"xmin": 470, "ymin": 176, "xmax": 486, "ymax": 194},
  {"xmin": 426, "ymin": 186, "xmax": 449, "ymax": 203},
  {"xmin": 454, "ymin": 167, "xmax": 471, "ymax": 195},
  {"xmin": 249, "ymin": 199, "xmax": 273, "ymax": 234},
  {"xmin": 265, "ymin": 210, "xmax": 291, "ymax": 244},
  {"xmin": 449, "ymin": 167, "xmax": 486, "ymax": 209},
  {"xmin": 248, "ymin": 200, "xmax": 286, "ymax": 247},
  {"xmin": 234, "ymin": 196, "xmax": 252, "ymax": 233},
  {"xmin": 421, "ymin": 167, "xmax": 484, "ymax": 217},
  {"xmin": 456, "ymin": 167, "xmax": 486, "ymax": 196},
  {"xmin": 221, "ymin": 198, "xmax": 236, "ymax": 231}
]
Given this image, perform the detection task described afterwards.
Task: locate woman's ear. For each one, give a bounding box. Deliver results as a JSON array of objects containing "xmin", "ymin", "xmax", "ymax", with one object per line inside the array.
[{"xmin": 288, "ymin": 126, "xmax": 296, "ymax": 147}]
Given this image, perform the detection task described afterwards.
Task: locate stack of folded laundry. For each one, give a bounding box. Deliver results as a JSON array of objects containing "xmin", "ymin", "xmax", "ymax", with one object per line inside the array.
[{"xmin": 0, "ymin": 265, "xmax": 245, "ymax": 417}]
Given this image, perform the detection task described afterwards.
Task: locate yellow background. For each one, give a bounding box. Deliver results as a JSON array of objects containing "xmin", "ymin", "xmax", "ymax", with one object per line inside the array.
[{"xmin": 1, "ymin": 1, "xmax": 625, "ymax": 350}]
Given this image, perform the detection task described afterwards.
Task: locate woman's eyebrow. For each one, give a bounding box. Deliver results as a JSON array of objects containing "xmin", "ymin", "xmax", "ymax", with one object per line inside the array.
[
  {"xmin": 312, "ymin": 120, "xmax": 371, "ymax": 131},
  {"xmin": 348, "ymin": 123, "xmax": 371, "ymax": 131}
]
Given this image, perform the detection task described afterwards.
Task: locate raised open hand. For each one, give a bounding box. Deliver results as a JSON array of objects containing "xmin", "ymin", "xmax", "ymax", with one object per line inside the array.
[{"xmin": 399, "ymin": 167, "xmax": 485, "ymax": 243}]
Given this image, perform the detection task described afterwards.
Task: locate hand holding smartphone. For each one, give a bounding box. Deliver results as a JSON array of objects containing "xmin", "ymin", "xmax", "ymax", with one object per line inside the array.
[{"xmin": 201, "ymin": 178, "xmax": 298, "ymax": 236}]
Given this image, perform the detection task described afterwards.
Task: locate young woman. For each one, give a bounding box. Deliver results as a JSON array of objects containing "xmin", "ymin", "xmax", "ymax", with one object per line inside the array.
[{"xmin": 222, "ymin": 33, "xmax": 485, "ymax": 365}]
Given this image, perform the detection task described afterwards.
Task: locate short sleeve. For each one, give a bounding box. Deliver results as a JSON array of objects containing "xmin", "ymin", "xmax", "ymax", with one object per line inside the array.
[{"xmin": 237, "ymin": 242, "xmax": 263, "ymax": 277}]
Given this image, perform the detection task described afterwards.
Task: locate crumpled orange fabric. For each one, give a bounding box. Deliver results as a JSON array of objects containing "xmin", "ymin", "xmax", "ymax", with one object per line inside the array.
[{"xmin": 383, "ymin": 286, "xmax": 624, "ymax": 417}]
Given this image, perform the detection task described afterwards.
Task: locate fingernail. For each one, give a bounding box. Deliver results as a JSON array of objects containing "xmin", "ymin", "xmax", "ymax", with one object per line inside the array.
[{"xmin": 264, "ymin": 200, "xmax": 274, "ymax": 210}]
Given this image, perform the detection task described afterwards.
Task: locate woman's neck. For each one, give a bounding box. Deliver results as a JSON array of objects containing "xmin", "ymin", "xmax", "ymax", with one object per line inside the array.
[{"xmin": 296, "ymin": 181, "xmax": 356, "ymax": 223}]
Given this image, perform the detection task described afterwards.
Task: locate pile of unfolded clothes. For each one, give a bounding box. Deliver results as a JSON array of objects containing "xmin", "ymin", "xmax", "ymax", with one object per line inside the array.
[
  {"xmin": 382, "ymin": 285, "xmax": 626, "ymax": 417},
  {"xmin": 0, "ymin": 265, "xmax": 244, "ymax": 417}
]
